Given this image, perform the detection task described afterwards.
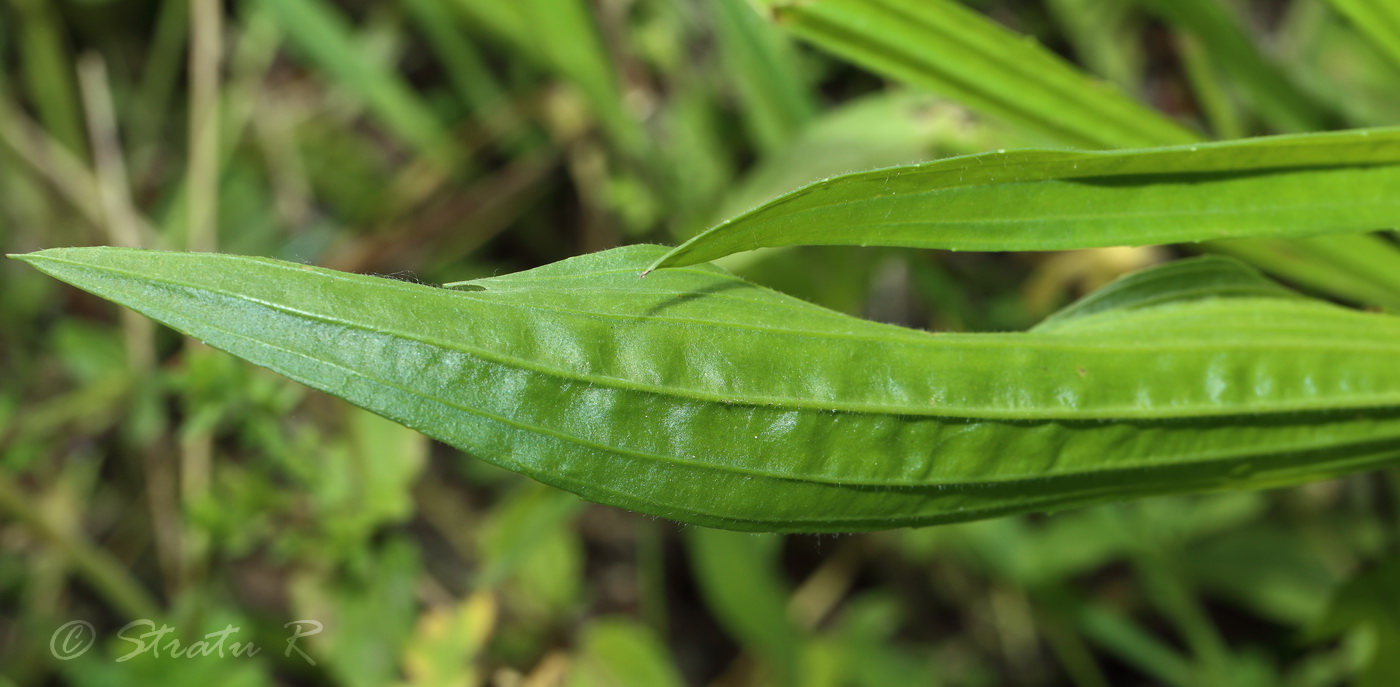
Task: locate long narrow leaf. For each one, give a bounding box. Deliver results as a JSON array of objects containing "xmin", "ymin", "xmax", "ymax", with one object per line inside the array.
[
  {"xmin": 757, "ymin": 0, "xmax": 1400, "ymax": 308},
  {"xmin": 255, "ymin": 0, "xmax": 454, "ymax": 166},
  {"xmin": 1326, "ymin": 0, "xmax": 1400, "ymax": 76},
  {"xmin": 648, "ymin": 128, "xmax": 1400, "ymax": 272},
  {"xmin": 711, "ymin": 0, "xmax": 819, "ymax": 155},
  {"xmin": 756, "ymin": 0, "xmax": 1197, "ymax": 148},
  {"xmin": 1205, "ymin": 233, "xmax": 1400, "ymax": 310},
  {"xmin": 1136, "ymin": 0, "xmax": 1335, "ymax": 132},
  {"xmin": 13, "ymin": 246, "xmax": 1400, "ymax": 531},
  {"xmin": 450, "ymin": 0, "xmax": 645, "ymax": 157},
  {"xmin": 1044, "ymin": 0, "xmax": 1144, "ymax": 90},
  {"xmin": 1031, "ymin": 256, "xmax": 1301, "ymax": 331},
  {"xmin": 714, "ymin": 91, "xmax": 1016, "ymax": 225}
]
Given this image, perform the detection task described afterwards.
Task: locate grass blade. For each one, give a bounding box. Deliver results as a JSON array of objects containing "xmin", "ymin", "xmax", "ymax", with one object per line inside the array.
[
  {"xmin": 404, "ymin": 0, "xmax": 537, "ymax": 155},
  {"xmin": 13, "ymin": 0, "xmax": 85, "ymax": 155},
  {"xmin": 756, "ymin": 0, "xmax": 1197, "ymax": 148},
  {"xmin": 688, "ymin": 529, "xmax": 803, "ymax": 684},
  {"xmin": 255, "ymin": 0, "xmax": 454, "ymax": 167},
  {"xmin": 1044, "ymin": 0, "xmax": 1144, "ymax": 90},
  {"xmin": 711, "ymin": 0, "xmax": 819, "ymax": 155},
  {"xmin": 1326, "ymin": 0, "xmax": 1400, "ymax": 75},
  {"xmin": 1136, "ymin": 0, "xmax": 1336, "ymax": 132},
  {"xmin": 451, "ymin": 0, "xmax": 645, "ymax": 157},
  {"xmin": 1176, "ymin": 34, "xmax": 1246, "ymax": 140}
]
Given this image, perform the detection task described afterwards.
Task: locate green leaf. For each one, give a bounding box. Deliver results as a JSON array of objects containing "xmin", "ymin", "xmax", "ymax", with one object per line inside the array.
[
  {"xmin": 1310, "ymin": 555, "xmax": 1400, "ymax": 687},
  {"xmin": 566, "ymin": 618, "xmax": 686, "ymax": 687},
  {"xmin": 1326, "ymin": 0, "xmax": 1400, "ymax": 77},
  {"xmin": 1204, "ymin": 234, "xmax": 1400, "ymax": 310},
  {"xmin": 755, "ymin": 0, "xmax": 1197, "ymax": 148},
  {"xmin": 752, "ymin": 0, "xmax": 1400, "ymax": 310},
  {"xmin": 255, "ymin": 0, "xmax": 454, "ymax": 167},
  {"xmin": 13, "ymin": 246, "xmax": 1400, "ymax": 532},
  {"xmin": 711, "ymin": 0, "xmax": 819, "ymax": 155},
  {"xmin": 687, "ymin": 529, "xmax": 803, "ymax": 684},
  {"xmin": 1136, "ymin": 0, "xmax": 1335, "ymax": 132},
  {"xmin": 290, "ymin": 538, "xmax": 421, "ymax": 687},
  {"xmin": 648, "ymin": 128, "xmax": 1400, "ymax": 273},
  {"xmin": 1186, "ymin": 523, "xmax": 1337, "ymax": 626},
  {"xmin": 714, "ymin": 91, "xmax": 1020, "ymax": 229},
  {"xmin": 450, "ymin": 0, "xmax": 645, "ymax": 157},
  {"xmin": 1044, "ymin": 0, "xmax": 1145, "ymax": 90},
  {"xmin": 396, "ymin": 593, "xmax": 496, "ymax": 687},
  {"xmin": 1032, "ymin": 256, "xmax": 1300, "ymax": 332},
  {"xmin": 476, "ymin": 481, "xmax": 583, "ymax": 602},
  {"xmin": 312, "ymin": 405, "xmax": 427, "ymax": 555},
  {"xmin": 13, "ymin": 0, "xmax": 85, "ymax": 155}
]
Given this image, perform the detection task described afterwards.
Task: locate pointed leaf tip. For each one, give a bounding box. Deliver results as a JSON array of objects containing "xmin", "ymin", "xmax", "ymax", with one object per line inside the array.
[
  {"xmin": 657, "ymin": 129, "xmax": 1400, "ymax": 267},
  {"xmin": 16, "ymin": 245, "xmax": 1400, "ymax": 531}
]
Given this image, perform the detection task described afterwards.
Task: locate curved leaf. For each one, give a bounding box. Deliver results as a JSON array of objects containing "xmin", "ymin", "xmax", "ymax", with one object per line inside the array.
[
  {"xmin": 257, "ymin": 0, "xmax": 454, "ymax": 166},
  {"xmin": 750, "ymin": 0, "xmax": 1400, "ymax": 311},
  {"xmin": 1203, "ymin": 235, "xmax": 1400, "ymax": 310},
  {"xmin": 755, "ymin": 0, "xmax": 1197, "ymax": 148},
  {"xmin": 1032, "ymin": 256, "xmax": 1300, "ymax": 332},
  {"xmin": 648, "ymin": 128, "xmax": 1400, "ymax": 272},
  {"xmin": 1135, "ymin": 0, "xmax": 1335, "ymax": 132},
  {"xmin": 1326, "ymin": 0, "xmax": 1400, "ymax": 77},
  {"xmin": 12, "ymin": 246, "xmax": 1400, "ymax": 532}
]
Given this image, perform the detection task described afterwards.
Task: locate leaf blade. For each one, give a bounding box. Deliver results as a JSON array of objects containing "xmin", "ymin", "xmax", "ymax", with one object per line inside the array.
[
  {"xmin": 759, "ymin": 0, "xmax": 1197, "ymax": 148},
  {"xmin": 14, "ymin": 246, "xmax": 1400, "ymax": 532},
  {"xmin": 1326, "ymin": 0, "xmax": 1400, "ymax": 77},
  {"xmin": 256, "ymin": 0, "xmax": 454, "ymax": 166},
  {"xmin": 1136, "ymin": 0, "xmax": 1335, "ymax": 132},
  {"xmin": 648, "ymin": 129, "xmax": 1400, "ymax": 271},
  {"xmin": 755, "ymin": 0, "xmax": 1400, "ymax": 309},
  {"xmin": 1032, "ymin": 256, "xmax": 1301, "ymax": 332}
]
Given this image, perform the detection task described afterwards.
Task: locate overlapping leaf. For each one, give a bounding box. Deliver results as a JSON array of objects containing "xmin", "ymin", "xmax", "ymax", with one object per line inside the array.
[
  {"xmin": 648, "ymin": 128, "xmax": 1400, "ymax": 272},
  {"xmin": 752, "ymin": 0, "xmax": 1400, "ymax": 308},
  {"xmin": 14, "ymin": 246, "xmax": 1400, "ymax": 532}
]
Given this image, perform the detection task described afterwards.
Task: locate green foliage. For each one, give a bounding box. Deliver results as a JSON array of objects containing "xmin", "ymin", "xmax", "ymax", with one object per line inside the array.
[
  {"xmin": 258, "ymin": 0, "xmax": 455, "ymax": 166},
  {"xmin": 650, "ymin": 128, "xmax": 1400, "ymax": 270},
  {"xmin": 1136, "ymin": 0, "xmax": 1335, "ymax": 132},
  {"xmin": 14, "ymin": 244, "xmax": 1400, "ymax": 531},
  {"xmin": 568, "ymin": 618, "xmax": 687, "ymax": 687},
  {"xmin": 7, "ymin": 0, "xmax": 1400, "ymax": 685},
  {"xmin": 688, "ymin": 530, "xmax": 803, "ymax": 682},
  {"xmin": 755, "ymin": 0, "xmax": 1198, "ymax": 148},
  {"xmin": 763, "ymin": 0, "xmax": 1400, "ymax": 311},
  {"xmin": 1325, "ymin": 0, "xmax": 1400, "ymax": 75}
]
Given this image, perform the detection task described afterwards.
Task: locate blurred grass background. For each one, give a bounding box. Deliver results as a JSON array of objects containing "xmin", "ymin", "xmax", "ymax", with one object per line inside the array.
[{"xmin": 4, "ymin": 0, "xmax": 1400, "ymax": 685}]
